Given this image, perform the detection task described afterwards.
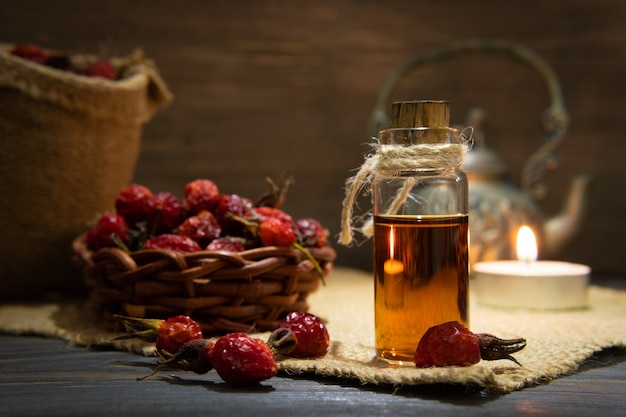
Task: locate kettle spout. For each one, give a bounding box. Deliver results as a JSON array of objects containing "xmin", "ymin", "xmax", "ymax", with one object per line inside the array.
[{"xmin": 542, "ymin": 174, "xmax": 592, "ymax": 258}]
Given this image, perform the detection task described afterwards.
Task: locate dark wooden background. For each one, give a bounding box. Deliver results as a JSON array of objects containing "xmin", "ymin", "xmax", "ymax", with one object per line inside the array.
[{"xmin": 2, "ymin": 0, "xmax": 625, "ymax": 274}]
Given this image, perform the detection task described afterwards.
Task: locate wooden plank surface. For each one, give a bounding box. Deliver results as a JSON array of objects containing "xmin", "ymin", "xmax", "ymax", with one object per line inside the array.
[{"xmin": 0, "ymin": 334, "xmax": 624, "ymax": 417}]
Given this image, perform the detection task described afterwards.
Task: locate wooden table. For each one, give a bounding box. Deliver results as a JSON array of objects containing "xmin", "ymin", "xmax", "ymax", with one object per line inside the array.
[{"xmin": 1, "ymin": 277, "xmax": 625, "ymax": 417}]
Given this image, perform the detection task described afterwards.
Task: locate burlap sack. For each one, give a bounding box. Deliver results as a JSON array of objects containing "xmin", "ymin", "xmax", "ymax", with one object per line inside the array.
[{"xmin": 0, "ymin": 44, "xmax": 173, "ymax": 300}]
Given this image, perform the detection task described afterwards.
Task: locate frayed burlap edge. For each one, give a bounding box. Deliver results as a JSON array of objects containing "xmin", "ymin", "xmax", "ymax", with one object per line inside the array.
[{"xmin": 0, "ymin": 267, "xmax": 624, "ymax": 393}]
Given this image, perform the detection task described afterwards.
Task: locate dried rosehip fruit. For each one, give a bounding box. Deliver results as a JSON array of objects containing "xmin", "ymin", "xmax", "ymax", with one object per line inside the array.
[
  {"xmin": 11, "ymin": 44, "xmax": 48, "ymax": 62},
  {"xmin": 146, "ymin": 191, "xmax": 184, "ymax": 234},
  {"xmin": 276, "ymin": 312, "xmax": 329, "ymax": 358},
  {"xmin": 176, "ymin": 210, "xmax": 221, "ymax": 247},
  {"xmin": 86, "ymin": 57, "xmax": 116, "ymax": 80},
  {"xmin": 294, "ymin": 218, "xmax": 328, "ymax": 248},
  {"xmin": 86, "ymin": 213, "xmax": 129, "ymax": 250},
  {"xmin": 206, "ymin": 237, "xmax": 245, "ymax": 252},
  {"xmin": 143, "ymin": 234, "xmax": 202, "ymax": 253},
  {"xmin": 414, "ymin": 321, "xmax": 526, "ymax": 368},
  {"xmin": 258, "ymin": 217, "xmax": 296, "ymax": 247},
  {"xmin": 183, "ymin": 179, "xmax": 220, "ymax": 214},
  {"xmin": 253, "ymin": 206, "xmax": 294, "ymax": 225},
  {"xmin": 156, "ymin": 315, "xmax": 204, "ymax": 356},
  {"xmin": 157, "ymin": 338, "xmax": 214, "ymax": 374},
  {"xmin": 208, "ymin": 333, "xmax": 278, "ymax": 386},
  {"xmin": 214, "ymin": 193, "xmax": 253, "ymax": 236},
  {"xmin": 114, "ymin": 315, "xmax": 204, "ymax": 357},
  {"xmin": 115, "ymin": 184, "xmax": 153, "ymax": 225}
]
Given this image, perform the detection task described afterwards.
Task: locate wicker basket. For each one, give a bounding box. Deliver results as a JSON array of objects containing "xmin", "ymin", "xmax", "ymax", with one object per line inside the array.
[{"xmin": 72, "ymin": 233, "xmax": 336, "ymax": 335}]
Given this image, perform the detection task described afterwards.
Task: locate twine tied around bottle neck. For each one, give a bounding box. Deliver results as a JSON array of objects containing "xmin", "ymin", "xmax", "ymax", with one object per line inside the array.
[{"xmin": 339, "ymin": 128, "xmax": 473, "ymax": 246}]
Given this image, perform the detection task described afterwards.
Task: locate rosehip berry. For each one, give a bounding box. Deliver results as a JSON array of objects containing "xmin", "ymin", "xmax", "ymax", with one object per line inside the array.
[
  {"xmin": 158, "ymin": 338, "xmax": 214, "ymax": 375},
  {"xmin": 206, "ymin": 237, "xmax": 245, "ymax": 252},
  {"xmin": 294, "ymin": 218, "xmax": 328, "ymax": 248},
  {"xmin": 176, "ymin": 210, "xmax": 221, "ymax": 247},
  {"xmin": 143, "ymin": 234, "xmax": 202, "ymax": 253},
  {"xmin": 276, "ymin": 312, "xmax": 329, "ymax": 358},
  {"xmin": 258, "ymin": 217, "xmax": 296, "ymax": 247},
  {"xmin": 10, "ymin": 44, "xmax": 48, "ymax": 63},
  {"xmin": 146, "ymin": 191, "xmax": 184, "ymax": 234},
  {"xmin": 86, "ymin": 57, "xmax": 116, "ymax": 80},
  {"xmin": 156, "ymin": 315, "xmax": 204, "ymax": 356},
  {"xmin": 414, "ymin": 321, "xmax": 527, "ymax": 368},
  {"xmin": 115, "ymin": 184, "xmax": 153, "ymax": 225},
  {"xmin": 253, "ymin": 207, "xmax": 294, "ymax": 225},
  {"xmin": 208, "ymin": 333, "xmax": 278, "ymax": 386},
  {"xmin": 183, "ymin": 179, "xmax": 220, "ymax": 214},
  {"xmin": 214, "ymin": 193, "xmax": 253, "ymax": 236},
  {"xmin": 86, "ymin": 213, "xmax": 129, "ymax": 250}
]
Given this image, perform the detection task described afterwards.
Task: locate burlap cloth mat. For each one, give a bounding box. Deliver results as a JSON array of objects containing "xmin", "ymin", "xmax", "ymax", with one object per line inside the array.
[{"xmin": 1, "ymin": 267, "xmax": 625, "ymax": 393}]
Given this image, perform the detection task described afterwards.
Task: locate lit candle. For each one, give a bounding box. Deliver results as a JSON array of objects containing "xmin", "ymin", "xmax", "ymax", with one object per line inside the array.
[{"xmin": 473, "ymin": 226, "xmax": 591, "ymax": 310}]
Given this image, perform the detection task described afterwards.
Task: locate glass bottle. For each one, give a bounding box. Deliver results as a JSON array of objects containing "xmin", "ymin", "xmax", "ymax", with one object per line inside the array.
[{"xmin": 372, "ymin": 100, "xmax": 470, "ymax": 364}]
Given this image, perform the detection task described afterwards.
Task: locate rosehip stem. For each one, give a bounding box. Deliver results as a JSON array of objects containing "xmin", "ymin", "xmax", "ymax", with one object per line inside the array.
[
  {"xmin": 292, "ymin": 242, "xmax": 326, "ymax": 286},
  {"xmin": 477, "ymin": 333, "xmax": 527, "ymax": 366}
]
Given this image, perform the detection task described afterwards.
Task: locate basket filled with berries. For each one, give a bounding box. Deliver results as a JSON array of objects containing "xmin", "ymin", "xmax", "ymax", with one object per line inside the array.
[
  {"xmin": 0, "ymin": 43, "xmax": 172, "ymax": 299},
  {"xmin": 72, "ymin": 177, "xmax": 336, "ymax": 335}
]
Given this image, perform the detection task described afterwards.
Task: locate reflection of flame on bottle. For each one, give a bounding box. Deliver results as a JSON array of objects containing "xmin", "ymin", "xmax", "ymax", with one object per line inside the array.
[{"xmin": 384, "ymin": 226, "xmax": 405, "ymax": 308}]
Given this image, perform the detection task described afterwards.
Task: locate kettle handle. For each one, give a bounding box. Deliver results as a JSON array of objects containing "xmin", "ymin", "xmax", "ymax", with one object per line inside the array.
[{"xmin": 368, "ymin": 38, "xmax": 569, "ymax": 200}]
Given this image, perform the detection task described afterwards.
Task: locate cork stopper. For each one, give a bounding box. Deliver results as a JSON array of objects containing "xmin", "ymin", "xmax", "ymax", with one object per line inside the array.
[
  {"xmin": 389, "ymin": 100, "xmax": 450, "ymax": 143},
  {"xmin": 390, "ymin": 100, "xmax": 450, "ymax": 128}
]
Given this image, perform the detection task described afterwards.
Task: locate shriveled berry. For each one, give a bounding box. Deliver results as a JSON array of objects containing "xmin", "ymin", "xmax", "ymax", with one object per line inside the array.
[
  {"xmin": 146, "ymin": 191, "xmax": 184, "ymax": 234},
  {"xmin": 158, "ymin": 338, "xmax": 214, "ymax": 374},
  {"xmin": 183, "ymin": 179, "xmax": 220, "ymax": 214},
  {"xmin": 294, "ymin": 218, "xmax": 328, "ymax": 248},
  {"xmin": 253, "ymin": 207, "xmax": 294, "ymax": 225},
  {"xmin": 208, "ymin": 333, "xmax": 278, "ymax": 386},
  {"xmin": 176, "ymin": 210, "xmax": 221, "ymax": 247},
  {"xmin": 115, "ymin": 184, "xmax": 153, "ymax": 225},
  {"xmin": 86, "ymin": 57, "xmax": 116, "ymax": 80},
  {"xmin": 214, "ymin": 194, "xmax": 253, "ymax": 236},
  {"xmin": 143, "ymin": 234, "xmax": 201, "ymax": 253},
  {"xmin": 277, "ymin": 312, "xmax": 329, "ymax": 358},
  {"xmin": 206, "ymin": 237, "xmax": 245, "ymax": 252},
  {"xmin": 156, "ymin": 315, "xmax": 204, "ymax": 356},
  {"xmin": 414, "ymin": 321, "xmax": 527, "ymax": 368},
  {"xmin": 258, "ymin": 217, "xmax": 296, "ymax": 247},
  {"xmin": 414, "ymin": 321, "xmax": 480, "ymax": 367},
  {"xmin": 10, "ymin": 44, "xmax": 48, "ymax": 63},
  {"xmin": 86, "ymin": 213, "xmax": 129, "ymax": 250}
]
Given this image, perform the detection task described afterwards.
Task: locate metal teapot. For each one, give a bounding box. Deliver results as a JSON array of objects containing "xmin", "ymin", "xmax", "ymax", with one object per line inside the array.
[{"xmin": 368, "ymin": 39, "xmax": 590, "ymax": 264}]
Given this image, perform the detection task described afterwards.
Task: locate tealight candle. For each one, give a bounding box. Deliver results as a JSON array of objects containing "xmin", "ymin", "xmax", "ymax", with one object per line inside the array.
[{"xmin": 473, "ymin": 226, "xmax": 591, "ymax": 310}]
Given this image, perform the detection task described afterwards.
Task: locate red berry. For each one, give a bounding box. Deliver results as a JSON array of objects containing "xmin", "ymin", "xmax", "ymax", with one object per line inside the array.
[
  {"xmin": 253, "ymin": 207, "xmax": 294, "ymax": 225},
  {"xmin": 159, "ymin": 338, "xmax": 214, "ymax": 374},
  {"xmin": 258, "ymin": 217, "xmax": 296, "ymax": 247},
  {"xmin": 176, "ymin": 210, "xmax": 221, "ymax": 247},
  {"xmin": 146, "ymin": 192, "xmax": 184, "ymax": 234},
  {"xmin": 413, "ymin": 321, "xmax": 527, "ymax": 368},
  {"xmin": 156, "ymin": 315, "xmax": 204, "ymax": 356},
  {"xmin": 208, "ymin": 333, "xmax": 278, "ymax": 386},
  {"xmin": 86, "ymin": 213, "xmax": 129, "ymax": 250},
  {"xmin": 86, "ymin": 57, "xmax": 116, "ymax": 80},
  {"xmin": 414, "ymin": 321, "xmax": 480, "ymax": 368},
  {"xmin": 294, "ymin": 218, "xmax": 328, "ymax": 248},
  {"xmin": 206, "ymin": 237, "xmax": 245, "ymax": 252},
  {"xmin": 115, "ymin": 184, "xmax": 153, "ymax": 225},
  {"xmin": 183, "ymin": 179, "xmax": 220, "ymax": 214},
  {"xmin": 143, "ymin": 234, "xmax": 201, "ymax": 253},
  {"xmin": 10, "ymin": 44, "xmax": 48, "ymax": 63},
  {"xmin": 277, "ymin": 312, "xmax": 329, "ymax": 358},
  {"xmin": 214, "ymin": 194, "xmax": 253, "ymax": 236}
]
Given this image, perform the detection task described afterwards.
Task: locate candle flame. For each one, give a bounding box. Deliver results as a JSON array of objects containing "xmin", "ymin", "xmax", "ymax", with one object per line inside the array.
[
  {"xmin": 389, "ymin": 226, "xmax": 395, "ymax": 259},
  {"xmin": 516, "ymin": 225, "xmax": 538, "ymax": 263}
]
